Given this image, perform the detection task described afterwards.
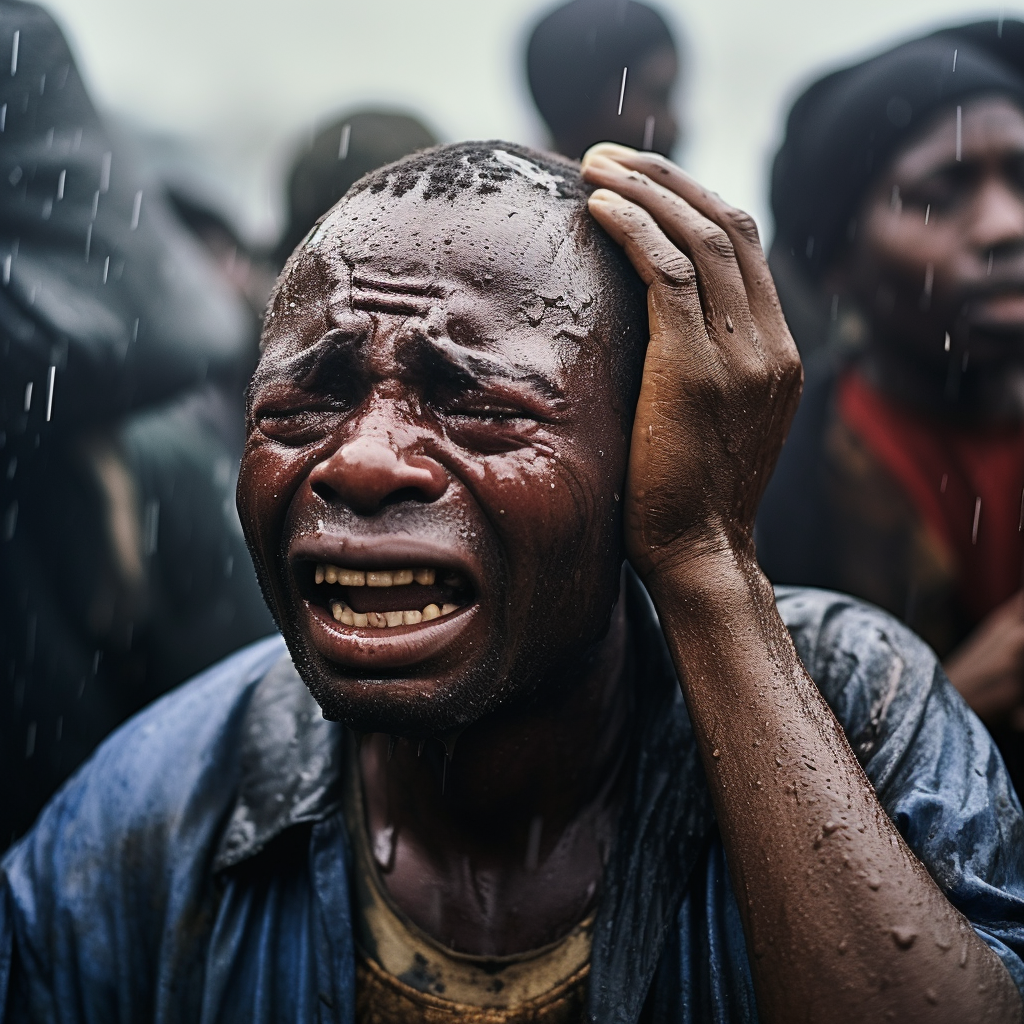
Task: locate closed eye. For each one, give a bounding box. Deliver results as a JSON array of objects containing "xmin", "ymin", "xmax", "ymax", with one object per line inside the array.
[
  {"xmin": 256, "ymin": 408, "xmax": 342, "ymax": 446},
  {"xmin": 441, "ymin": 404, "xmax": 541, "ymax": 453}
]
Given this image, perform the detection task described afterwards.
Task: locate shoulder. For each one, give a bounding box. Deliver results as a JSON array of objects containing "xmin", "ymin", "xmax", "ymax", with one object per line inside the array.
[
  {"xmin": 3, "ymin": 634, "xmax": 286, "ymax": 904},
  {"xmin": 775, "ymin": 586, "xmax": 942, "ymax": 772}
]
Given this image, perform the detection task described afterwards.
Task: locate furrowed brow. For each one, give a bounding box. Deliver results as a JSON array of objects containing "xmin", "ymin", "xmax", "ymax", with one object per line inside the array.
[
  {"xmin": 350, "ymin": 273, "xmax": 443, "ymax": 317},
  {"xmin": 257, "ymin": 329, "xmax": 367, "ymax": 392},
  {"xmin": 403, "ymin": 333, "xmax": 565, "ymax": 404}
]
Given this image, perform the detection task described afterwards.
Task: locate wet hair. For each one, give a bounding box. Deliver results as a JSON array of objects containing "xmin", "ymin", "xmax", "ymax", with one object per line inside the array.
[
  {"xmin": 526, "ymin": 0, "xmax": 675, "ymax": 141},
  {"xmin": 348, "ymin": 139, "xmax": 588, "ymax": 203},
  {"xmin": 337, "ymin": 140, "xmax": 650, "ymax": 409}
]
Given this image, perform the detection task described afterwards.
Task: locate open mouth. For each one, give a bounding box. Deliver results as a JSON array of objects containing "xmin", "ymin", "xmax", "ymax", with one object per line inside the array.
[{"xmin": 303, "ymin": 562, "xmax": 474, "ymax": 629}]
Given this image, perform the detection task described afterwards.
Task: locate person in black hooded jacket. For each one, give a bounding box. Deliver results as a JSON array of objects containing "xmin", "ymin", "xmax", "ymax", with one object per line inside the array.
[{"xmin": 0, "ymin": 0, "xmax": 275, "ymax": 847}]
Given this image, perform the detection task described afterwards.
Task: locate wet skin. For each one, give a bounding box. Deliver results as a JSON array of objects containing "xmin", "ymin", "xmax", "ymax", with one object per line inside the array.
[
  {"xmin": 238, "ymin": 145, "xmax": 1024, "ymax": 1018},
  {"xmin": 239, "ymin": 180, "xmax": 639, "ymax": 950},
  {"xmin": 834, "ymin": 96, "xmax": 1024, "ymax": 418}
]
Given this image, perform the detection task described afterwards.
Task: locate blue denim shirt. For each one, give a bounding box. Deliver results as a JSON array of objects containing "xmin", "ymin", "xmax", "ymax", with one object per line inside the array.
[{"xmin": 3, "ymin": 585, "xmax": 1024, "ymax": 1023}]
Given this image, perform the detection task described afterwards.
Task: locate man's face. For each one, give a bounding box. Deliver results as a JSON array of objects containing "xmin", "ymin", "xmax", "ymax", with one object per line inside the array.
[
  {"xmin": 238, "ymin": 175, "xmax": 632, "ymax": 735},
  {"xmin": 840, "ymin": 96, "xmax": 1024, "ymax": 375}
]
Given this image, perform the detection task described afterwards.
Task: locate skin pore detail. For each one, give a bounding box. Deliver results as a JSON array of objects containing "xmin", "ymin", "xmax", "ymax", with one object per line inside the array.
[
  {"xmin": 236, "ymin": 142, "xmax": 1024, "ymax": 1017},
  {"xmin": 241, "ymin": 171, "xmax": 643, "ymax": 736},
  {"xmin": 238, "ymin": 161, "xmax": 645, "ymax": 953},
  {"xmin": 834, "ymin": 95, "xmax": 1024, "ymax": 419}
]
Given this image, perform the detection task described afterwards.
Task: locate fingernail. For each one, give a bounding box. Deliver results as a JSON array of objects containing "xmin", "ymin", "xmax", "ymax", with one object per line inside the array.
[
  {"xmin": 581, "ymin": 154, "xmax": 630, "ymax": 179},
  {"xmin": 581, "ymin": 142, "xmax": 638, "ymax": 169},
  {"xmin": 588, "ymin": 188, "xmax": 629, "ymax": 207}
]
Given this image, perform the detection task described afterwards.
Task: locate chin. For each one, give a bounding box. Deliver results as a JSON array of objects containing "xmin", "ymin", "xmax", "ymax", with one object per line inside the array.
[{"xmin": 286, "ymin": 626, "xmax": 513, "ymax": 738}]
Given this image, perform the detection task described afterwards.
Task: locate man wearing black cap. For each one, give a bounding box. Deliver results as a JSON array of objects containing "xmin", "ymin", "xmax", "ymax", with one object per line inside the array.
[
  {"xmin": 525, "ymin": 0, "xmax": 681, "ymax": 159},
  {"xmin": 759, "ymin": 21, "xmax": 1024, "ymax": 791}
]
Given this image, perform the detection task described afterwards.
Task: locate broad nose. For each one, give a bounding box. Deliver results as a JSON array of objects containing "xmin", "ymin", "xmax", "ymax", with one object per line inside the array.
[{"xmin": 309, "ymin": 434, "xmax": 448, "ymax": 515}]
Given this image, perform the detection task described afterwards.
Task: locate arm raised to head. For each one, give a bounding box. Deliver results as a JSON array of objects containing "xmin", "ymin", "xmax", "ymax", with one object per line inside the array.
[{"xmin": 582, "ymin": 142, "xmax": 1024, "ymax": 1024}]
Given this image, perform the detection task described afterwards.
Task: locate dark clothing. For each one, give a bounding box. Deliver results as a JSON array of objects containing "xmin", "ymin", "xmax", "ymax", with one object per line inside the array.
[
  {"xmin": 771, "ymin": 19, "xmax": 1024, "ymax": 283},
  {"xmin": 526, "ymin": 0, "xmax": 675, "ymax": 146},
  {"xmin": 4, "ymin": 584, "xmax": 1024, "ymax": 1023},
  {"xmin": 757, "ymin": 354, "xmax": 1024, "ymax": 790},
  {"xmin": 0, "ymin": 1, "xmax": 274, "ymax": 845}
]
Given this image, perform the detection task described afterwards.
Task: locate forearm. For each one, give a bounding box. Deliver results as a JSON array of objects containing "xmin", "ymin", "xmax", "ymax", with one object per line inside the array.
[{"xmin": 647, "ymin": 549, "xmax": 1023, "ymax": 1024}]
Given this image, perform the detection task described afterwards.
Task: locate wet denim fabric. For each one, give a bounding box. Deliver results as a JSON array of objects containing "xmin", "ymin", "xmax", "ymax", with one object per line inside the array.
[{"xmin": 3, "ymin": 585, "xmax": 1024, "ymax": 1023}]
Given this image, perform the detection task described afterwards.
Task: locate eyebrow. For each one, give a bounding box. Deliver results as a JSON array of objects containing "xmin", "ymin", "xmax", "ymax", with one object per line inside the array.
[
  {"xmin": 401, "ymin": 331, "xmax": 566, "ymax": 404},
  {"xmin": 257, "ymin": 328, "xmax": 367, "ymax": 392}
]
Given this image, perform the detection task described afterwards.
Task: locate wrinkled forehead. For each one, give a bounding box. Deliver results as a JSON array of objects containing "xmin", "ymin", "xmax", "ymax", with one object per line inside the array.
[{"xmin": 264, "ymin": 173, "xmax": 603, "ymax": 353}]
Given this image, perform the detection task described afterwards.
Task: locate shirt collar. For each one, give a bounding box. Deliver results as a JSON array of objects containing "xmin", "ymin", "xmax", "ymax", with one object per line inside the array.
[
  {"xmin": 211, "ymin": 573, "xmax": 714, "ymax": 1024},
  {"xmin": 214, "ymin": 654, "xmax": 344, "ymax": 872}
]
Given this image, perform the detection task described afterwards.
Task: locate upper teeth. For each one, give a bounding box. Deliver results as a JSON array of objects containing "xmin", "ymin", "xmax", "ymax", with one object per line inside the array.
[{"xmin": 315, "ymin": 565, "xmax": 436, "ymax": 587}]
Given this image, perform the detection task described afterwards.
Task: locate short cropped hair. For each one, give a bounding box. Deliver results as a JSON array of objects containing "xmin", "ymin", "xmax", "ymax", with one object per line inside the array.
[{"xmin": 303, "ymin": 141, "xmax": 650, "ymax": 415}]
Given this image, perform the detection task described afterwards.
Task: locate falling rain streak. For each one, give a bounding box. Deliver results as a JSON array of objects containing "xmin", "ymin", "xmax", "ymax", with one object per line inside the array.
[
  {"xmin": 338, "ymin": 123, "xmax": 351, "ymax": 160},
  {"xmin": 971, "ymin": 497, "xmax": 982, "ymax": 545},
  {"xmin": 956, "ymin": 105, "xmax": 962, "ymax": 161},
  {"xmin": 10, "ymin": 29, "xmax": 17, "ymax": 76},
  {"xmin": 45, "ymin": 365, "xmax": 55, "ymax": 422},
  {"xmin": 618, "ymin": 66, "xmax": 627, "ymax": 115},
  {"xmin": 643, "ymin": 115, "xmax": 655, "ymax": 150}
]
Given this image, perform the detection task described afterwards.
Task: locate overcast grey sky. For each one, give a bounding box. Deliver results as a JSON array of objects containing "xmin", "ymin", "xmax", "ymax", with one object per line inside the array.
[{"xmin": 41, "ymin": 0, "xmax": 1022, "ymax": 243}]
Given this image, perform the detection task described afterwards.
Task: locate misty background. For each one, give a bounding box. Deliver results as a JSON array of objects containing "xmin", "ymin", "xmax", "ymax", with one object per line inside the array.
[{"xmin": 41, "ymin": 0, "xmax": 1023, "ymax": 246}]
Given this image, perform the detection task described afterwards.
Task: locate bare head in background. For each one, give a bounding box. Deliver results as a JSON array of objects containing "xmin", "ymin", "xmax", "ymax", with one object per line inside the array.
[{"xmin": 526, "ymin": 0, "xmax": 680, "ymax": 161}]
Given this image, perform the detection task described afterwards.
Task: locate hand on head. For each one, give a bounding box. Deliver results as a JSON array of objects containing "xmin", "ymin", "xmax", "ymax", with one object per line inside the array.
[{"xmin": 580, "ymin": 143, "xmax": 803, "ymax": 581}]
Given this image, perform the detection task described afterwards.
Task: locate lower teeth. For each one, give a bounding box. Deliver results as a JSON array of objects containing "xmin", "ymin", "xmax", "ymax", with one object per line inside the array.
[{"xmin": 330, "ymin": 601, "xmax": 458, "ymax": 627}]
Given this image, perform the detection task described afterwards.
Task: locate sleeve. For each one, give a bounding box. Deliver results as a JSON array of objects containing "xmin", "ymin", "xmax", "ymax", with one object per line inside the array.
[
  {"xmin": 778, "ymin": 586, "xmax": 1024, "ymax": 993},
  {"xmin": 0, "ymin": 636, "xmax": 286, "ymax": 1023}
]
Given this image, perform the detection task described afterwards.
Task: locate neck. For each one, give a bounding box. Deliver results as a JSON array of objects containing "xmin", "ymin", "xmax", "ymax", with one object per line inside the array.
[
  {"xmin": 357, "ymin": 583, "xmax": 633, "ymax": 954},
  {"xmin": 860, "ymin": 339, "xmax": 1024, "ymax": 424}
]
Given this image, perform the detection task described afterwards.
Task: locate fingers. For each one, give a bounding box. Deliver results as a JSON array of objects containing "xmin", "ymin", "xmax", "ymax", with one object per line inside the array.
[
  {"xmin": 584, "ymin": 154, "xmax": 755, "ymax": 346},
  {"xmin": 589, "ymin": 189, "xmax": 695, "ymax": 290},
  {"xmin": 588, "ymin": 189, "xmax": 723, "ymax": 382},
  {"xmin": 582, "ymin": 143, "xmax": 783, "ymax": 328}
]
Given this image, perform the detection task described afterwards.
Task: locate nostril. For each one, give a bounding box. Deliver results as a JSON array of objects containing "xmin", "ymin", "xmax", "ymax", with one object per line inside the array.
[
  {"xmin": 311, "ymin": 480, "xmax": 338, "ymax": 504},
  {"xmin": 379, "ymin": 486, "xmax": 431, "ymax": 508}
]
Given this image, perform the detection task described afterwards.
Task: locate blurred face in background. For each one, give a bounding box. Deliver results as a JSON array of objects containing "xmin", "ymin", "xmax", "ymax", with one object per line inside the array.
[
  {"xmin": 553, "ymin": 43, "xmax": 679, "ymax": 160},
  {"xmin": 600, "ymin": 43, "xmax": 679, "ymax": 156},
  {"xmin": 834, "ymin": 95, "xmax": 1024, "ymax": 404}
]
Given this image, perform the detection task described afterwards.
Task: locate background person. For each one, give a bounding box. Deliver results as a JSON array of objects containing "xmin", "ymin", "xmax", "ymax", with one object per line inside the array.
[
  {"xmin": 0, "ymin": 0, "xmax": 275, "ymax": 846},
  {"xmin": 758, "ymin": 20, "xmax": 1024, "ymax": 791},
  {"xmin": 525, "ymin": 0, "xmax": 681, "ymax": 160}
]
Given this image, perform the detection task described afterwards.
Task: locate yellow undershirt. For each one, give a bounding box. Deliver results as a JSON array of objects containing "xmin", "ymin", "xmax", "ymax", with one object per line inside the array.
[{"xmin": 343, "ymin": 750, "xmax": 592, "ymax": 1023}]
